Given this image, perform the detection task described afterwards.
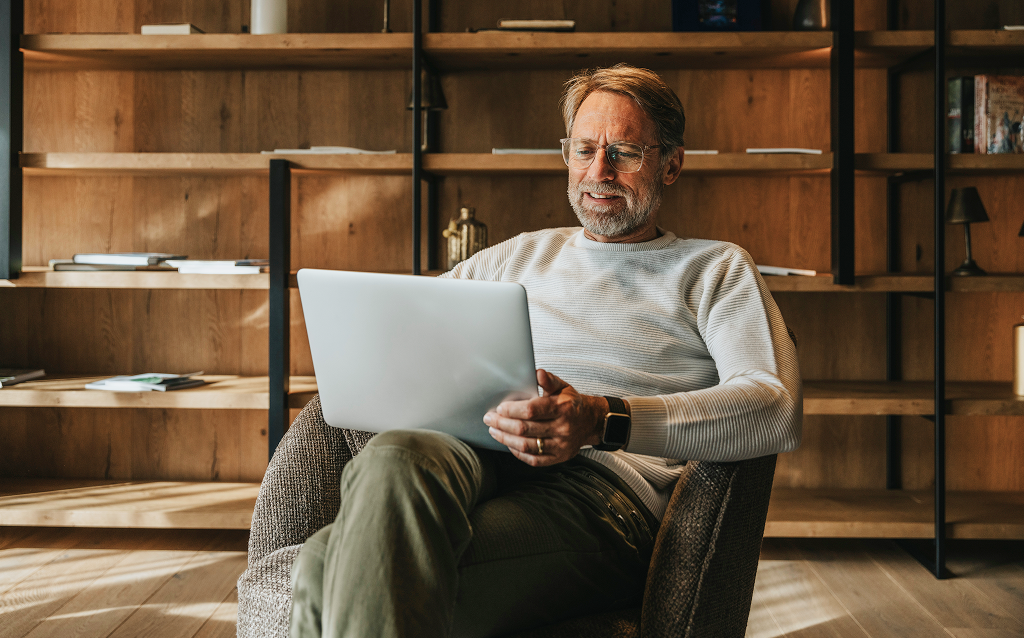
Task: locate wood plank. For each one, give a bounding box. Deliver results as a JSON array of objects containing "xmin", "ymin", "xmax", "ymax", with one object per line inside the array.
[
  {"xmin": 744, "ymin": 586, "xmax": 786, "ymax": 638},
  {"xmin": 856, "ymin": 153, "xmax": 1024, "ymax": 173},
  {"xmin": 192, "ymin": 588, "xmax": 240, "ymax": 638},
  {"xmin": 105, "ymin": 550, "xmax": 247, "ymax": 638},
  {"xmin": 0, "ymin": 480, "xmax": 259, "ymax": 529},
  {"xmin": 2, "ymin": 267, "xmax": 270, "ymax": 289},
  {"xmin": 20, "ymin": 152, "xmax": 413, "ymax": 175},
  {"xmin": 426, "ymin": 31, "xmax": 833, "ymax": 70},
  {"xmin": 766, "ymin": 489, "xmax": 1024, "ymax": 539},
  {"xmin": 868, "ymin": 542, "xmax": 1024, "ymax": 633},
  {"xmin": 22, "ymin": 33, "xmax": 414, "ymax": 71},
  {"xmin": 0, "ymin": 528, "xmax": 85, "ymax": 595},
  {"xmin": 751, "ymin": 559, "xmax": 869, "ymax": 637},
  {"xmin": 785, "ymin": 539, "xmax": 951, "ymax": 638},
  {"xmin": 803, "ymin": 380, "xmax": 1024, "ymax": 416},
  {"xmin": 946, "ymin": 544, "xmax": 1024, "ymax": 626},
  {"xmin": 0, "ymin": 375, "xmax": 317, "ymax": 409}
]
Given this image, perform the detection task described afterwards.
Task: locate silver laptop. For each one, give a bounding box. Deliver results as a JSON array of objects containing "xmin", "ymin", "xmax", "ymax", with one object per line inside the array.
[{"xmin": 297, "ymin": 269, "xmax": 539, "ymax": 451}]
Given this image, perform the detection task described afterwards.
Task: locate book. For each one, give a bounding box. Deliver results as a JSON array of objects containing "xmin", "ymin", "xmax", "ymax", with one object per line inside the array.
[
  {"xmin": 495, "ymin": 19, "xmax": 575, "ymax": 31},
  {"xmin": 141, "ymin": 23, "xmax": 205, "ymax": 35},
  {"xmin": 746, "ymin": 148, "xmax": 823, "ymax": 154},
  {"xmin": 756, "ymin": 265, "xmax": 817, "ymax": 277},
  {"xmin": 49, "ymin": 259, "xmax": 176, "ymax": 272},
  {"xmin": 0, "ymin": 368, "xmax": 45, "ymax": 387},
  {"xmin": 974, "ymin": 75, "xmax": 1024, "ymax": 154},
  {"xmin": 163, "ymin": 259, "xmax": 267, "ymax": 275},
  {"xmin": 85, "ymin": 372, "xmax": 205, "ymax": 392},
  {"xmin": 948, "ymin": 76, "xmax": 975, "ymax": 153},
  {"xmin": 72, "ymin": 252, "xmax": 187, "ymax": 266},
  {"xmin": 261, "ymin": 147, "xmax": 397, "ymax": 155}
]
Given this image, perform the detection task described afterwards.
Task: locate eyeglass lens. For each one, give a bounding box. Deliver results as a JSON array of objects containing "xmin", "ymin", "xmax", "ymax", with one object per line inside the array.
[{"xmin": 561, "ymin": 139, "xmax": 646, "ymax": 173}]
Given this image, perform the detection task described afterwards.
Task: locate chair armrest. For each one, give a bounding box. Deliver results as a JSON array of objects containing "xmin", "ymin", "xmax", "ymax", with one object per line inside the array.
[
  {"xmin": 641, "ymin": 454, "xmax": 777, "ymax": 638},
  {"xmin": 247, "ymin": 394, "xmax": 375, "ymax": 566}
]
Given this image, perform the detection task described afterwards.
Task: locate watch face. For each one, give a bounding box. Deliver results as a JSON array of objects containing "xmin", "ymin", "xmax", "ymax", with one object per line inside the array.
[{"xmin": 603, "ymin": 413, "xmax": 631, "ymax": 446}]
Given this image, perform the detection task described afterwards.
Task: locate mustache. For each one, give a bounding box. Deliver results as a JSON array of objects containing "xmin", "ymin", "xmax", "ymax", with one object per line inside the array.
[{"xmin": 574, "ymin": 181, "xmax": 631, "ymax": 197}]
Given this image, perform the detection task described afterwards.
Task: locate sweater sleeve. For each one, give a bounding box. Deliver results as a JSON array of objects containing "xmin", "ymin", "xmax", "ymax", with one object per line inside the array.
[{"xmin": 623, "ymin": 247, "xmax": 802, "ymax": 462}]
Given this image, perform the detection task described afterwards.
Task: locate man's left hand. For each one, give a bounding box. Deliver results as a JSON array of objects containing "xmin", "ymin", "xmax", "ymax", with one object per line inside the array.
[{"xmin": 484, "ymin": 369, "xmax": 609, "ymax": 466}]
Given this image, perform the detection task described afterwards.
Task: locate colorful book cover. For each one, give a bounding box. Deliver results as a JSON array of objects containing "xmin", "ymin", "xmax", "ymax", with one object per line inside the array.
[{"xmin": 975, "ymin": 75, "xmax": 1024, "ymax": 154}]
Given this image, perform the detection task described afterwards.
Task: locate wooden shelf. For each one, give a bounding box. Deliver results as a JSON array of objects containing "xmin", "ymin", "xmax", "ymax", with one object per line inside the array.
[
  {"xmin": 21, "ymin": 152, "xmax": 413, "ymax": 175},
  {"xmin": 0, "ymin": 375, "xmax": 317, "ymax": 410},
  {"xmin": 22, "ymin": 33, "xmax": 414, "ymax": 70},
  {"xmin": 0, "ymin": 479, "xmax": 259, "ymax": 529},
  {"xmin": 21, "ymin": 151, "xmax": 831, "ymax": 176},
  {"xmin": 766, "ymin": 488, "xmax": 1024, "ymax": 539},
  {"xmin": 856, "ymin": 152, "xmax": 1024, "ymax": 174},
  {"xmin": 2, "ymin": 266, "xmax": 270, "ymax": 289},
  {"xmin": 425, "ymin": 31, "xmax": 832, "ymax": 70},
  {"xmin": 854, "ymin": 30, "xmax": 933, "ymax": 67},
  {"xmin": 763, "ymin": 273, "xmax": 1024, "ymax": 292},
  {"xmin": 803, "ymin": 380, "xmax": 1024, "ymax": 416}
]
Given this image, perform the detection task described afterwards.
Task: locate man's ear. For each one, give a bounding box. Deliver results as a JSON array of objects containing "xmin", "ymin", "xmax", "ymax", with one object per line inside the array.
[{"xmin": 662, "ymin": 146, "xmax": 685, "ymax": 185}]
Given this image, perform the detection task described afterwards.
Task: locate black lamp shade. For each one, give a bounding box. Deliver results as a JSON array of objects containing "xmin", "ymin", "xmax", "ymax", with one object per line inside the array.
[{"xmin": 945, "ymin": 187, "xmax": 989, "ymax": 225}]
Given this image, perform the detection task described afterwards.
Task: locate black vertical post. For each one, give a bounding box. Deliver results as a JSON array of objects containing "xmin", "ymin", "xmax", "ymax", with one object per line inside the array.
[
  {"xmin": 932, "ymin": 0, "xmax": 947, "ymax": 579},
  {"xmin": 830, "ymin": 0, "xmax": 855, "ymax": 285},
  {"xmin": 0, "ymin": 0, "xmax": 23, "ymax": 281},
  {"xmin": 411, "ymin": 0, "xmax": 422, "ymax": 275},
  {"xmin": 269, "ymin": 159, "xmax": 291, "ymax": 461}
]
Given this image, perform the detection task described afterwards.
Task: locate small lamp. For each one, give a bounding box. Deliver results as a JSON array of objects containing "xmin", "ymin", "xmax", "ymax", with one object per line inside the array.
[
  {"xmin": 945, "ymin": 187, "xmax": 990, "ymax": 276},
  {"xmin": 407, "ymin": 70, "xmax": 448, "ymax": 152}
]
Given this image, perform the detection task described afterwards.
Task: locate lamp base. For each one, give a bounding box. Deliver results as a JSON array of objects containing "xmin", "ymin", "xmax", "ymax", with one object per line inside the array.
[{"xmin": 951, "ymin": 259, "xmax": 986, "ymax": 276}]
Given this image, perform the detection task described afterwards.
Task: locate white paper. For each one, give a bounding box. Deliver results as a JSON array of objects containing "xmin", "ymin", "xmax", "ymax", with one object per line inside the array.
[
  {"xmin": 261, "ymin": 147, "xmax": 397, "ymax": 155},
  {"xmin": 746, "ymin": 148, "xmax": 823, "ymax": 155},
  {"xmin": 756, "ymin": 264, "xmax": 818, "ymax": 277},
  {"xmin": 683, "ymin": 150, "xmax": 719, "ymax": 155},
  {"xmin": 491, "ymin": 148, "xmax": 562, "ymax": 154}
]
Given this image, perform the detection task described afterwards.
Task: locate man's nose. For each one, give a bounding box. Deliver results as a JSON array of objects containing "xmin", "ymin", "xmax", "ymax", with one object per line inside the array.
[{"xmin": 586, "ymin": 148, "xmax": 617, "ymax": 181}]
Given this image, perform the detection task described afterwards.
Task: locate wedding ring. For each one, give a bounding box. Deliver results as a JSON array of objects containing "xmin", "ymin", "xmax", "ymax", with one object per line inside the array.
[{"xmin": 536, "ymin": 438, "xmax": 544, "ymax": 455}]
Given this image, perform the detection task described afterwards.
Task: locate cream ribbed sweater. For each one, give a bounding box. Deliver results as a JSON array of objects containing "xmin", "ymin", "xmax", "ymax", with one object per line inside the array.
[{"xmin": 443, "ymin": 228, "xmax": 802, "ymax": 520}]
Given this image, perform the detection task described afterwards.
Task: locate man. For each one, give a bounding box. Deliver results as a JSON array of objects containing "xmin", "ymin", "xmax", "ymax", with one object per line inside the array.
[{"xmin": 290, "ymin": 63, "xmax": 801, "ymax": 638}]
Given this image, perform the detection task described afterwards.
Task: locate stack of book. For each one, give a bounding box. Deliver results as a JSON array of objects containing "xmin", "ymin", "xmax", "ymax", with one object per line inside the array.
[
  {"xmin": 85, "ymin": 372, "xmax": 205, "ymax": 392},
  {"xmin": 0, "ymin": 368, "xmax": 45, "ymax": 387},
  {"xmin": 49, "ymin": 253, "xmax": 268, "ymax": 274},
  {"xmin": 948, "ymin": 75, "xmax": 1024, "ymax": 154}
]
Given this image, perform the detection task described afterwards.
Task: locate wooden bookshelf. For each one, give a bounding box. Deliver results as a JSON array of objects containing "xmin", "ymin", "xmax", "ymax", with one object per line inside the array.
[
  {"xmin": 20, "ymin": 152, "xmax": 413, "ymax": 175},
  {"xmin": 0, "ymin": 375, "xmax": 318, "ymax": 410},
  {"xmin": 803, "ymin": 381, "xmax": 1024, "ymax": 416},
  {"xmin": 766, "ymin": 488, "xmax": 1024, "ymax": 539},
  {"xmin": 0, "ymin": 479, "xmax": 259, "ymax": 529},
  {"xmin": 21, "ymin": 33, "xmax": 414, "ymax": 70}
]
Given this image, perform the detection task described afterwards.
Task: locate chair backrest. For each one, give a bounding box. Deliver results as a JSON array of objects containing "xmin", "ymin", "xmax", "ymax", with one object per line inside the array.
[{"xmin": 641, "ymin": 454, "xmax": 777, "ymax": 638}]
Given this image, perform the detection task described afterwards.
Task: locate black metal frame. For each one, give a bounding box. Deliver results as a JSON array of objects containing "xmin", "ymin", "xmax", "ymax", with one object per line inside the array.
[
  {"xmin": 268, "ymin": 159, "xmax": 291, "ymax": 460},
  {"xmin": 1, "ymin": 0, "xmax": 22, "ymax": 281},
  {"xmin": 830, "ymin": 0, "xmax": 855, "ymax": 285}
]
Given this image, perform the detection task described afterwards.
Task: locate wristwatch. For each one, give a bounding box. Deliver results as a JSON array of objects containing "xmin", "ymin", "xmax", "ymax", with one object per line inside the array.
[{"xmin": 595, "ymin": 396, "xmax": 631, "ymax": 451}]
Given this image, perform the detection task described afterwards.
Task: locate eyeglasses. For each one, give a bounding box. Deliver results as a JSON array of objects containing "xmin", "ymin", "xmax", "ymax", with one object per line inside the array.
[{"xmin": 560, "ymin": 138, "xmax": 661, "ymax": 174}]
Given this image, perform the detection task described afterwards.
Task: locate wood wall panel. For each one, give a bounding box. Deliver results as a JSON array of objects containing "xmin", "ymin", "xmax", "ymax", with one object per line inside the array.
[
  {"xmin": 774, "ymin": 416, "xmax": 887, "ymax": 489},
  {"xmin": 25, "ymin": 0, "xmax": 411, "ymax": 34},
  {"xmin": 0, "ymin": 289, "xmax": 269, "ymax": 375},
  {"xmin": 0, "ymin": 407, "xmax": 266, "ymax": 481}
]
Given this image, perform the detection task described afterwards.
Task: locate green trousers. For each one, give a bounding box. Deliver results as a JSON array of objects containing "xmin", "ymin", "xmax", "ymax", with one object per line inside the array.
[{"xmin": 290, "ymin": 429, "xmax": 659, "ymax": 638}]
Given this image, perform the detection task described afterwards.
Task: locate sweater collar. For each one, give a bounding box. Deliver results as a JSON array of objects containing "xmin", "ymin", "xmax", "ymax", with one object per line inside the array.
[{"xmin": 573, "ymin": 228, "xmax": 677, "ymax": 252}]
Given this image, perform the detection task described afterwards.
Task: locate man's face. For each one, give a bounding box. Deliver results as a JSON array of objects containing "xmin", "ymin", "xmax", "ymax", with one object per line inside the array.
[{"xmin": 566, "ymin": 91, "xmax": 667, "ymax": 240}]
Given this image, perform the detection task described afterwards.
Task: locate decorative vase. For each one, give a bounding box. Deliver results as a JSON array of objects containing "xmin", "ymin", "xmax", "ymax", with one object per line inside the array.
[
  {"xmin": 793, "ymin": 0, "xmax": 830, "ymax": 30},
  {"xmin": 251, "ymin": 0, "xmax": 287, "ymax": 34},
  {"xmin": 442, "ymin": 207, "xmax": 488, "ymax": 270}
]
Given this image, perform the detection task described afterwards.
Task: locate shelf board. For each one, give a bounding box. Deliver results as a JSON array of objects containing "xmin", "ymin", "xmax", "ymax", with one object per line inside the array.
[
  {"xmin": 2, "ymin": 266, "xmax": 270, "ymax": 289},
  {"xmin": 854, "ymin": 30, "xmax": 933, "ymax": 67},
  {"xmin": 766, "ymin": 488, "xmax": 1024, "ymax": 539},
  {"xmin": 20, "ymin": 152, "xmax": 413, "ymax": 175},
  {"xmin": 21, "ymin": 33, "xmax": 414, "ymax": 70},
  {"xmin": 425, "ymin": 152, "xmax": 831, "ymax": 175},
  {"xmin": 0, "ymin": 479, "xmax": 258, "ymax": 529},
  {"xmin": 949, "ymin": 29, "xmax": 1024, "ymax": 58},
  {"xmin": 803, "ymin": 380, "xmax": 1024, "ymax": 416},
  {"xmin": 0, "ymin": 375, "xmax": 317, "ymax": 410},
  {"xmin": 856, "ymin": 153, "xmax": 1024, "ymax": 174},
  {"xmin": 425, "ymin": 31, "xmax": 832, "ymax": 70},
  {"xmin": 763, "ymin": 272, "xmax": 1024, "ymax": 292}
]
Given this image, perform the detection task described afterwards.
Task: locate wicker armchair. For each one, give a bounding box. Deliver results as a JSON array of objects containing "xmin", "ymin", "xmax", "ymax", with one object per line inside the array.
[{"xmin": 237, "ymin": 395, "xmax": 777, "ymax": 638}]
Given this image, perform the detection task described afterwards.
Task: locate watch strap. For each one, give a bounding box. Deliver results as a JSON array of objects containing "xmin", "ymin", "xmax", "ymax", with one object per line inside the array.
[{"xmin": 595, "ymin": 396, "xmax": 630, "ymax": 451}]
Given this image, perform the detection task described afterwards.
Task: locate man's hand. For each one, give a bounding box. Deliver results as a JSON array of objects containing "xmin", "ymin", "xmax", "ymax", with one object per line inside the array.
[{"xmin": 484, "ymin": 369, "xmax": 610, "ymax": 466}]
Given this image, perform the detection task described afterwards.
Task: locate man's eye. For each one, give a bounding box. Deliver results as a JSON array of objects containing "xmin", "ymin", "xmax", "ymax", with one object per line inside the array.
[
  {"xmin": 609, "ymin": 150, "xmax": 640, "ymax": 161},
  {"xmin": 574, "ymin": 147, "xmax": 595, "ymax": 157}
]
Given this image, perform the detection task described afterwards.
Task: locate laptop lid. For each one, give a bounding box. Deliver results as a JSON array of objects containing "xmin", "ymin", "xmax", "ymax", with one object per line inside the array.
[{"xmin": 297, "ymin": 269, "xmax": 538, "ymax": 451}]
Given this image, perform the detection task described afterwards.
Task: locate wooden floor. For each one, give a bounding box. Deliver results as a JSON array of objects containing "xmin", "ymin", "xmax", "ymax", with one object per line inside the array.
[{"xmin": 0, "ymin": 528, "xmax": 1022, "ymax": 638}]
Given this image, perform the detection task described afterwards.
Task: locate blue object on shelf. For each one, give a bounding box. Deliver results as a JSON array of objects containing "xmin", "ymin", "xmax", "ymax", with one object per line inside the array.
[{"xmin": 672, "ymin": 0, "xmax": 765, "ymax": 32}]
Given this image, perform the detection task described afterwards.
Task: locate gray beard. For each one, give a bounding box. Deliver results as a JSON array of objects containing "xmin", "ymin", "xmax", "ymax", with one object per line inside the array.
[{"xmin": 567, "ymin": 175, "xmax": 663, "ymax": 238}]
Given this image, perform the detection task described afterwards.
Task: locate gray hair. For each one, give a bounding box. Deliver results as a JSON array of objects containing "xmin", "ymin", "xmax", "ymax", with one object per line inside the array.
[{"xmin": 560, "ymin": 63, "xmax": 686, "ymax": 155}]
